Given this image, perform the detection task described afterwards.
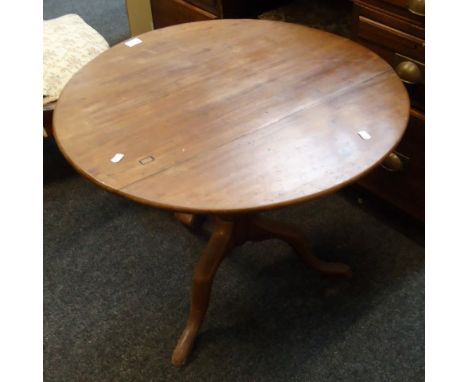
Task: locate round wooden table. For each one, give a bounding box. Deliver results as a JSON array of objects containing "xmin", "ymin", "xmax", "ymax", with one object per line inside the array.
[{"xmin": 53, "ymin": 19, "xmax": 409, "ymax": 366}]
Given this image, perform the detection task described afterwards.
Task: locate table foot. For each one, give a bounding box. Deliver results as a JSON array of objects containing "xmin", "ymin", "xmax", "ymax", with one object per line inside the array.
[
  {"xmin": 247, "ymin": 215, "xmax": 352, "ymax": 277},
  {"xmin": 172, "ymin": 218, "xmax": 234, "ymax": 366}
]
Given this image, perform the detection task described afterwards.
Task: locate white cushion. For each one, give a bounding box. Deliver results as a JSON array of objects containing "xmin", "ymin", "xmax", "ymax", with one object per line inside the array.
[{"xmin": 43, "ymin": 14, "xmax": 109, "ymax": 105}]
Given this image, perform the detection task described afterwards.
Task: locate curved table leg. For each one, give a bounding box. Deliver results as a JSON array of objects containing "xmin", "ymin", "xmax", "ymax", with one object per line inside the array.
[
  {"xmin": 247, "ymin": 215, "xmax": 352, "ymax": 277},
  {"xmin": 171, "ymin": 217, "xmax": 234, "ymax": 366}
]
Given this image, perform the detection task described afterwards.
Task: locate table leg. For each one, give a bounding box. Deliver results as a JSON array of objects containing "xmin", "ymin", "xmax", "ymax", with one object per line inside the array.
[
  {"xmin": 171, "ymin": 217, "xmax": 234, "ymax": 366},
  {"xmin": 171, "ymin": 213, "xmax": 351, "ymax": 366},
  {"xmin": 174, "ymin": 212, "xmax": 205, "ymax": 229},
  {"xmin": 246, "ymin": 215, "xmax": 352, "ymax": 277}
]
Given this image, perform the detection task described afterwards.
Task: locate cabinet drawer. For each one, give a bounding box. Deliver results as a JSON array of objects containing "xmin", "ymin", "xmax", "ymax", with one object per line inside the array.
[
  {"xmin": 151, "ymin": 0, "xmax": 216, "ymax": 29},
  {"xmin": 382, "ymin": 0, "xmax": 425, "ymax": 17},
  {"xmin": 356, "ymin": 2, "xmax": 424, "ymax": 38},
  {"xmin": 355, "ymin": 0, "xmax": 425, "ymax": 23},
  {"xmin": 185, "ymin": 0, "xmax": 219, "ymax": 15},
  {"xmin": 358, "ymin": 109, "xmax": 425, "ymax": 220},
  {"xmin": 358, "ymin": 15, "xmax": 424, "ymax": 61}
]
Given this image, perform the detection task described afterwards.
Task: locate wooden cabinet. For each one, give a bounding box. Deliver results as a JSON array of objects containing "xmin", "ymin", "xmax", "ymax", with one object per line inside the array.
[
  {"xmin": 359, "ymin": 109, "xmax": 425, "ymax": 220},
  {"xmin": 150, "ymin": 0, "xmax": 275, "ymax": 28},
  {"xmin": 352, "ymin": 0, "xmax": 425, "ymax": 220}
]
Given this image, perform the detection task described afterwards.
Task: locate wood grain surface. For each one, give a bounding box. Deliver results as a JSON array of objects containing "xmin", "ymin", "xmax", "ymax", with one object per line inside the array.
[{"xmin": 53, "ymin": 19, "xmax": 410, "ymax": 214}]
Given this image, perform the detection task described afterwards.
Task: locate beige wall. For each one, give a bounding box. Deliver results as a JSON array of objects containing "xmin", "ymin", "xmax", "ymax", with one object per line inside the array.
[{"xmin": 126, "ymin": 0, "xmax": 154, "ymax": 36}]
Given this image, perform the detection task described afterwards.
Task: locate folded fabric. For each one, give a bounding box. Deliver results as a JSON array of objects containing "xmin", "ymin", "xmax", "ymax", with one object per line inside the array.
[{"xmin": 43, "ymin": 14, "xmax": 109, "ymax": 105}]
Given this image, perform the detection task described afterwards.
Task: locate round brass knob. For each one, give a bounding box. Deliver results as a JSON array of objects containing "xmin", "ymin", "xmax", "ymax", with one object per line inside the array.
[
  {"xmin": 408, "ymin": 0, "xmax": 425, "ymax": 16},
  {"xmin": 395, "ymin": 61, "xmax": 422, "ymax": 84},
  {"xmin": 381, "ymin": 152, "xmax": 403, "ymax": 172}
]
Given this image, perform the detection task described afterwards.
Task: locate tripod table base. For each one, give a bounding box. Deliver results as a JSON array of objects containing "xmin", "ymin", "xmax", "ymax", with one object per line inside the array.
[{"xmin": 171, "ymin": 214, "xmax": 351, "ymax": 366}]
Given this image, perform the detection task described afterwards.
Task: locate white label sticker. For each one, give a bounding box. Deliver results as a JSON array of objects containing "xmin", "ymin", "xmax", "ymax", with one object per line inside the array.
[
  {"xmin": 358, "ymin": 130, "xmax": 372, "ymax": 140},
  {"xmin": 111, "ymin": 153, "xmax": 125, "ymax": 163},
  {"xmin": 125, "ymin": 38, "xmax": 142, "ymax": 47}
]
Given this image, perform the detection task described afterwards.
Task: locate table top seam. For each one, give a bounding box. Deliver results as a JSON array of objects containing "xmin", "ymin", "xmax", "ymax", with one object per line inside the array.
[{"xmin": 118, "ymin": 68, "xmax": 393, "ymax": 193}]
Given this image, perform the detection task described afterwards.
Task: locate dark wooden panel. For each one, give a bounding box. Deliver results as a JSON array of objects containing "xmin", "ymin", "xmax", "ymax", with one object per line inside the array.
[
  {"xmin": 382, "ymin": 0, "xmax": 408, "ymax": 7},
  {"xmin": 355, "ymin": 0, "xmax": 425, "ymax": 24},
  {"xmin": 185, "ymin": 0, "xmax": 219, "ymax": 15},
  {"xmin": 151, "ymin": 0, "xmax": 216, "ymax": 29},
  {"xmin": 356, "ymin": 2, "xmax": 424, "ymax": 38},
  {"xmin": 358, "ymin": 16, "xmax": 424, "ymax": 61},
  {"xmin": 381, "ymin": 0, "xmax": 425, "ymax": 16},
  {"xmin": 151, "ymin": 0, "xmax": 279, "ymax": 27},
  {"xmin": 220, "ymin": 0, "xmax": 277, "ymax": 18}
]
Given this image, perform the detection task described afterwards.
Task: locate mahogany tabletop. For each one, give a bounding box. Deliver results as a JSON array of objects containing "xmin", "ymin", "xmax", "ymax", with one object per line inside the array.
[{"xmin": 53, "ymin": 19, "xmax": 410, "ymax": 214}]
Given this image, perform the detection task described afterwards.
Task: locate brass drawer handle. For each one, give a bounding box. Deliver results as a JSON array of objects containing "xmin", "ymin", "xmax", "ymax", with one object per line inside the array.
[
  {"xmin": 381, "ymin": 152, "xmax": 404, "ymax": 172},
  {"xmin": 408, "ymin": 0, "xmax": 425, "ymax": 16},
  {"xmin": 395, "ymin": 61, "xmax": 422, "ymax": 84}
]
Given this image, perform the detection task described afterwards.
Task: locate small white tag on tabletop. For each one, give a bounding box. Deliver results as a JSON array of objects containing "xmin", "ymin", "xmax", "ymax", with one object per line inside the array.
[
  {"xmin": 111, "ymin": 153, "xmax": 125, "ymax": 163},
  {"xmin": 358, "ymin": 130, "xmax": 372, "ymax": 140},
  {"xmin": 125, "ymin": 38, "xmax": 142, "ymax": 47}
]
